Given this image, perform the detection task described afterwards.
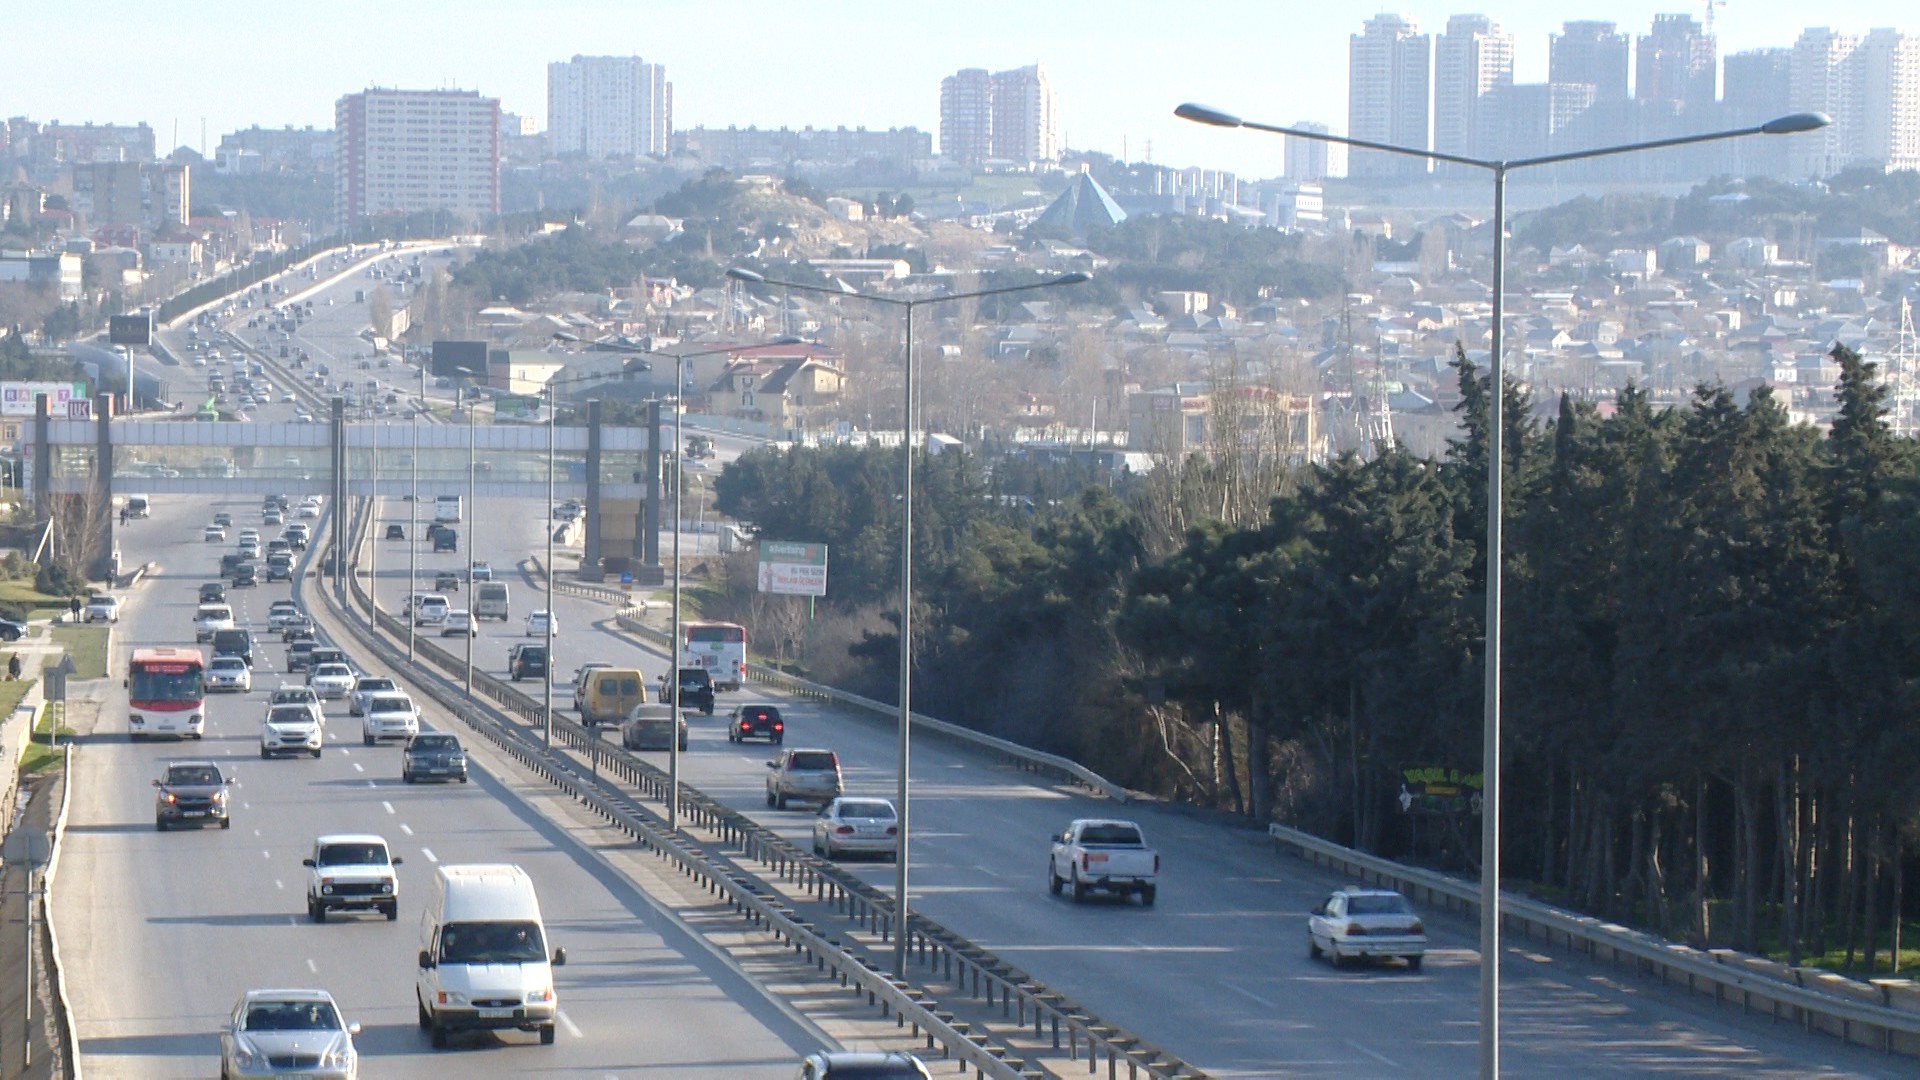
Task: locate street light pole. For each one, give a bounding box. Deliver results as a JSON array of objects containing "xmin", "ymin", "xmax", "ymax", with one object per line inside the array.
[
  {"xmin": 408, "ymin": 406, "xmax": 418, "ymax": 663},
  {"xmin": 727, "ymin": 266, "xmax": 1090, "ymax": 978},
  {"xmin": 466, "ymin": 399, "xmax": 477, "ymax": 699},
  {"xmin": 1175, "ymin": 101, "xmax": 1829, "ymax": 1080},
  {"xmin": 545, "ymin": 381, "xmax": 555, "ymax": 748},
  {"xmin": 670, "ymin": 352, "xmax": 683, "ymax": 830},
  {"xmin": 367, "ymin": 424, "xmax": 379, "ymax": 631}
]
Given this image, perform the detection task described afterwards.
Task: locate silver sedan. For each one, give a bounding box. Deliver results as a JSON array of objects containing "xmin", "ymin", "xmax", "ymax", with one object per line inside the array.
[{"xmin": 811, "ymin": 797, "xmax": 899, "ymax": 861}]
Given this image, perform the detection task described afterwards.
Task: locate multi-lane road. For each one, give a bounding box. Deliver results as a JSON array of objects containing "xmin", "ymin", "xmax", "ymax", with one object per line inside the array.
[{"xmin": 52, "ymin": 245, "xmax": 1912, "ymax": 1078}]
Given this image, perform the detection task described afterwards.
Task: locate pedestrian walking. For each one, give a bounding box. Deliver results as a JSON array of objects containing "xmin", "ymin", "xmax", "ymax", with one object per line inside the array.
[{"xmin": 7, "ymin": 653, "xmax": 20, "ymax": 681}]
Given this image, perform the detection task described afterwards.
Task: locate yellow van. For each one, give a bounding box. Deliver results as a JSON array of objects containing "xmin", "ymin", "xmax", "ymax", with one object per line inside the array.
[{"xmin": 579, "ymin": 668, "xmax": 648, "ymax": 727}]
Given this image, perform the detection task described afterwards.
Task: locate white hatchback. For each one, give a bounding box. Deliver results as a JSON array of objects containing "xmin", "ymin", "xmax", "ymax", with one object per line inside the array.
[{"xmin": 526, "ymin": 610, "xmax": 558, "ymax": 637}]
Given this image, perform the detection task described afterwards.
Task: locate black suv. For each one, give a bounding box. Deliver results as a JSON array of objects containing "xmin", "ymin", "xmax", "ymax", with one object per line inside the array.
[
  {"xmin": 432, "ymin": 525, "xmax": 458, "ymax": 553},
  {"xmin": 728, "ymin": 703, "xmax": 784, "ymax": 743},
  {"xmin": 199, "ymin": 581, "xmax": 227, "ymax": 604},
  {"xmin": 210, "ymin": 629, "xmax": 255, "ymax": 667},
  {"xmin": 231, "ymin": 562, "xmax": 259, "ymax": 587},
  {"xmin": 676, "ymin": 667, "xmax": 716, "ymax": 716},
  {"xmin": 508, "ymin": 643, "xmax": 547, "ymax": 681}
]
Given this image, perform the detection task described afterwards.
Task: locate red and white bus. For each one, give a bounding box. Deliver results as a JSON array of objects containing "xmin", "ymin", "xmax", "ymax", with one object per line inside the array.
[
  {"xmin": 127, "ymin": 646, "xmax": 207, "ymax": 740},
  {"xmin": 681, "ymin": 622, "xmax": 747, "ymax": 692}
]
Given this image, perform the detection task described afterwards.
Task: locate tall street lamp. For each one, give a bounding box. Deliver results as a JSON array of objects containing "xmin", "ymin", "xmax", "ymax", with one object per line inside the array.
[
  {"xmin": 553, "ymin": 332, "xmax": 796, "ymax": 830},
  {"xmin": 1175, "ymin": 101, "xmax": 1829, "ymax": 1079},
  {"xmin": 726, "ymin": 266, "xmax": 1091, "ymax": 978}
]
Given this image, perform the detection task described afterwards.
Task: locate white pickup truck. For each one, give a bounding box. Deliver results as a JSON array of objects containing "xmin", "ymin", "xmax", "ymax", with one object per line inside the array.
[{"xmin": 1049, "ymin": 818, "xmax": 1159, "ymax": 906}]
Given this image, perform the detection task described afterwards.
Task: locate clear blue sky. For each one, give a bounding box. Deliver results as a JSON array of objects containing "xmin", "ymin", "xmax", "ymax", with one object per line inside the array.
[{"xmin": 8, "ymin": 1, "xmax": 1911, "ymax": 179}]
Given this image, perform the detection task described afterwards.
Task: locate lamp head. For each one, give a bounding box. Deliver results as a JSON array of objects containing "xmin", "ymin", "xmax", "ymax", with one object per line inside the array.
[
  {"xmin": 1052, "ymin": 272, "xmax": 1093, "ymax": 286},
  {"xmin": 725, "ymin": 267, "xmax": 766, "ymax": 284},
  {"xmin": 551, "ymin": 331, "xmax": 580, "ymax": 343},
  {"xmin": 1760, "ymin": 112, "xmax": 1832, "ymax": 135},
  {"xmin": 1174, "ymin": 103, "xmax": 1244, "ymax": 129}
]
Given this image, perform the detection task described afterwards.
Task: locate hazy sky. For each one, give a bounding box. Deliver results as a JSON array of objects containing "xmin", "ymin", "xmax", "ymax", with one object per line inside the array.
[{"xmin": 9, "ymin": 1, "xmax": 1912, "ymax": 178}]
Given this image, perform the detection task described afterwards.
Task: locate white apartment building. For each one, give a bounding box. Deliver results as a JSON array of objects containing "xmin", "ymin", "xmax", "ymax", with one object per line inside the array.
[
  {"xmin": 1853, "ymin": 29, "xmax": 1920, "ymax": 173},
  {"xmin": 1434, "ymin": 14, "xmax": 1513, "ymax": 164},
  {"xmin": 1790, "ymin": 29, "xmax": 1857, "ymax": 178},
  {"xmin": 334, "ymin": 88, "xmax": 500, "ymax": 230},
  {"xmin": 1348, "ymin": 14, "xmax": 1431, "ymax": 179},
  {"xmin": 939, "ymin": 64, "xmax": 1059, "ymax": 168},
  {"xmin": 547, "ymin": 55, "xmax": 672, "ymax": 158}
]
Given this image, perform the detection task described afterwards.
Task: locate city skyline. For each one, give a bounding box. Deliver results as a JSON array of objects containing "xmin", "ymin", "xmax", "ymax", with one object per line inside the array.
[{"xmin": 7, "ymin": 0, "xmax": 1917, "ymax": 180}]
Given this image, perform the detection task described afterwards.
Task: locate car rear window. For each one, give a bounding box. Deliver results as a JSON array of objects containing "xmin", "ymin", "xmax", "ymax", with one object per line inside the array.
[
  {"xmin": 790, "ymin": 751, "xmax": 837, "ymax": 770},
  {"xmin": 745, "ymin": 706, "xmax": 781, "ymax": 721},
  {"xmin": 1080, "ymin": 825, "xmax": 1144, "ymax": 846},
  {"xmin": 1347, "ymin": 893, "xmax": 1413, "ymax": 915},
  {"xmin": 839, "ymin": 801, "xmax": 895, "ymax": 820}
]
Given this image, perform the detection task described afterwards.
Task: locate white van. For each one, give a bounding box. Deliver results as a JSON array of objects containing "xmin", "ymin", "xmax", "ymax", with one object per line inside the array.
[
  {"xmin": 435, "ymin": 495, "xmax": 462, "ymax": 523},
  {"xmin": 126, "ymin": 493, "xmax": 152, "ymax": 519},
  {"xmin": 473, "ymin": 581, "xmax": 509, "ymax": 621},
  {"xmin": 416, "ymin": 864, "xmax": 565, "ymax": 1048}
]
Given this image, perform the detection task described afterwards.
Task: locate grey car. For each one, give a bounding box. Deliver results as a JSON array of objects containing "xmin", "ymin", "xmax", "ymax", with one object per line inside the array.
[
  {"xmin": 153, "ymin": 760, "xmax": 233, "ymax": 830},
  {"xmin": 402, "ymin": 732, "xmax": 468, "ymax": 783},
  {"xmin": 220, "ymin": 988, "xmax": 359, "ymax": 1079}
]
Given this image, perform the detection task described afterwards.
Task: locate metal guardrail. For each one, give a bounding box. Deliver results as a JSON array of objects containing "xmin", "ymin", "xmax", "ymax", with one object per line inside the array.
[
  {"xmin": 1269, "ymin": 822, "xmax": 1920, "ymax": 1058},
  {"xmin": 379, "ymin": 526, "xmax": 1205, "ymax": 1077}
]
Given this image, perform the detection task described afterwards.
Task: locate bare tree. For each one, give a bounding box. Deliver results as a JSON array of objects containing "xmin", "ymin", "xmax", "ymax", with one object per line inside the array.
[
  {"xmin": 368, "ymin": 287, "xmax": 395, "ymax": 340},
  {"xmin": 45, "ymin": 490, "xmax": 113, "ymax": 588}
]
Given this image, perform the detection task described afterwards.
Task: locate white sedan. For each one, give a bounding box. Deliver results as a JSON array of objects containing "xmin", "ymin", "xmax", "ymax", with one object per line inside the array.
[
  {"xmin": 307, "ymin": 663, "xmax": 357, "ymax": 700},
  {"xmin": 526, "ymin": 610, "xmax": 558, "ymax": 637},
  {"xmin": 440, "ymin": 609, "xmax": 478, "ymax": 637},
  {"xmin": 206, "ymin": 656, "xmax": 253, "ymax": 693},
  {"xmin": 1307, "ymin": 887, "xmax": 1427, "ymax": 971}
]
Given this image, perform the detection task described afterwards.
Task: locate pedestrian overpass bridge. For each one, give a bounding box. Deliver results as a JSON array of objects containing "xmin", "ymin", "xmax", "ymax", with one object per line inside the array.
[{"xmin": 29, "ymin": 395, "xmax": 672, "ymax": 577}]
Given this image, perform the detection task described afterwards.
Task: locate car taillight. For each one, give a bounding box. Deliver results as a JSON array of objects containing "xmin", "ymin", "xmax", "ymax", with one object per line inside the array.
[
  {"xmin": 772, "ymin": 722, "xmax": 784, "ymax": 731},
  {"xmin": 885, "ymin": 826, "xmax": 898, "ymax": 836},
  {"xmin": 1081, "ymin": 854, "xmax": 1092, "ymax": 871},
  {"xmin": 1345, "ymin": 923, "xmax": 1367, "ymax": 936},
  {"xmin": 1154, "ymin": 854, "xmax": 1161, "ymax": 873},
  {"xmin": 835, "ymin": 826, "xmax": 854, "ymax": 836},
  {"xmin": 1409, "ymin": 920, "xmax": 1424, "ymax": 934}
]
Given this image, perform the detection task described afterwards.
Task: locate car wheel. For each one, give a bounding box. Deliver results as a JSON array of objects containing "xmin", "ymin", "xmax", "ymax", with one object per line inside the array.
[
  {"xmin": 765, "ymin": 790, "xmax": 776, "ymax": 808},
  {"xmin": 155, "ymin": 818, "xmax": 167, "ymax": 831},
  {"xmin": 540, "ymin": 1023, "xmax": 556, "ymax": 1046},
  {"xmin": 403, "ymin": 770, "xmax": 414, "ymax": 783},
  {"xmin": 260, "ymin": 747, "xmax": 271, "ymax": 759},
  {"xmin": 1329, "ymin": 943, "xmax": 1346, "ymax": 968},
  {"xmin": 1407, "ymin": 955, "xmax": 1423, "ymax": 972},
  {"xmin": 430, "ymin": 1019, "xmax": 448, "ymax": 1049},
  {"xmin": 775, "ymin": 791, "xmax": 788, "ymax": 810},
  {"xmin": 1308, "ymin": 935, "xmax": 1323, "ymax": 959},
  {"xmin": 1048, "ymin": 864, "xmax": 1063, "ymax": 895},
  {"xmin": 220, "ymin": 818, "xmax": 232, "ymax": 830},
  {"xmin": 1140, "ymin": 886, "xmax": 1156, "ymax": 907},
  {"xmin": 1070, "ymin": 871, "xmax": 1085, "ymax": 903},
  {"xmin": 311, "ymin": 747, "xmax": 322, "ymax": 759},
  {"xmin": 416, "ymin": 994, "xmax": 431, "ymax": 1030},
  {"xmin": 309, "ymin": 899, "xmax": 324, "ymax": 923},
  {"xmin": 363, "ymin": 735, "xmax": 374, "ymax": 747},
  {"xmin": 384, "ymin": 902, "xmax": 399, "ymax": 922},
  {"xmin": 459, "ymin": 774, "xmax": 468, "ymax": 784},
  {"xmin": 773, "ymin": 735, "xmax": 784, "ymax": 745}
]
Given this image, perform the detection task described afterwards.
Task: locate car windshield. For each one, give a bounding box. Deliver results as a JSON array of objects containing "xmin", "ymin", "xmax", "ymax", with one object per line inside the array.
[
  {"xmin": 318, "ymin": 843, "xmax": 388, "ymax": 866},
  {"xmin": 1346, "ymin": 893, "xmax": 1414, "ymax": 916},
  {"xmin": 412, "ymin": 735, "xmax": 458, "ymax": 751},
  {"xmin": 165, "ymin": 766, "xmax": 222, "ymax": 786},
  {"xmin": 268, "ymin": 706, "xmax": 312, "ymax": 725},
  {"xmin": 315, "ymin": 665, "xmax": 351, "ymax": 678},
  {"xmin": 369, "ymin": 697, "xmax": 410, "ymax": 713},
  {"xmin": 244, "ymin": 1000, "xmax": 341, "ymax": 1031},
  {"xmin": 439, "ymin": 920, "xmax": 546, "ymax": 964},
  {"xmin": 1080, "ymin": 825, "xmax": 1143, "ymax": 846},
  {"xmin": 838, "ymin": 801, "xmax": 895, "ymax": 820},
  {"xmin": 211, "ymin": 658, "xmax": 246, "ymax": 672}
]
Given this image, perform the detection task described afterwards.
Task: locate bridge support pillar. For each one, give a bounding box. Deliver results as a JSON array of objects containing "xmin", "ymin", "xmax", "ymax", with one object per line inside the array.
[
  {"xmin": 643, "ymin": 399, "xmax": 662, "ymax": 574},
  {"xmin": 584, "ymin": 399, "xmax": 602, "ymax": 578},
  {"xmin": 31, "ymin": 393, "xmax": 49, "ymax": 523},
  {"xmin": 92, "ymin": 393, "xmax": 115, "ymax": 582}
]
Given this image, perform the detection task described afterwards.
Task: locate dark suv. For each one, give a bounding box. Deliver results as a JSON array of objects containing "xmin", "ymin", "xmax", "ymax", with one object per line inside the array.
[
  {"xmin": 508, "ymin": 643, "xmax": 548, "ymax": 681},
  {"xmin": 676, "ymin": 667, "xmax": 716, "ymax": 716},
  {"xmin": 728, "ymin": 703, "xmax": 784, "ymax": 744},
  {"xmin": 211, "ymin": 629, "xmax": 255, "ymax": 667},
  {"xmin": 154, "ymin": 761, "xmax": 234, "ymax": 830}
]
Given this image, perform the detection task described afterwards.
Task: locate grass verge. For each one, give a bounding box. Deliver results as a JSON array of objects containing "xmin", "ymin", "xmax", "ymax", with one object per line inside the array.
[{"xmin": 50, "ymin": 624, "xmax": 110, "ymax": 678}]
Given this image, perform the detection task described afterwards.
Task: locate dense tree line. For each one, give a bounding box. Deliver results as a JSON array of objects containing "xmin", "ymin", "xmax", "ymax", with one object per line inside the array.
[{"xmin": 714, "ymin": 344, "xmax": 1920, "ymax": 969}]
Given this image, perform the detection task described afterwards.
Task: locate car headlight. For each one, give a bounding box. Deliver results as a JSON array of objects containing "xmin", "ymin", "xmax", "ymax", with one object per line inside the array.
[
  {"xmin": 211, "ymin": 790, "xmax": 228, "ymax": 804},
  {"xmin": 526, "ymin": 987, "xmax": 554, "ymax": 1004},
  {"xmin": 229, "ymin": 1038, "xmax": 261, "ymax": 1066},
  {"xmin": 321, "ymin": 1039, "xmax": 354, "ymax": 1068},
  {"xmin": 435, "ymin": 990, "xmax": 468, "ymax": 1006}
]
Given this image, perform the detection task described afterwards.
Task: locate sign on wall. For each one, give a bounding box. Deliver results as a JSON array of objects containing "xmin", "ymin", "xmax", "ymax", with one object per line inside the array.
[
  {"xmin": 1, "ymin": 382, "xmax": 88, "ymax": 417},
  {"xmin": 757, "ymin": 540, "xmax": 828, "ymax": 597}
]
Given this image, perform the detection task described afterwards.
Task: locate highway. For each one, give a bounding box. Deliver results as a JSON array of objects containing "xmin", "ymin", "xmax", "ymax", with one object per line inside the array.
[
  {"xmin": 70, "ymin": 248, "xmax": 1907, "ymax": 1077},
  {"xmin": 362, "ymin": 491, "xmax": 1904, "ymax": 1078}
]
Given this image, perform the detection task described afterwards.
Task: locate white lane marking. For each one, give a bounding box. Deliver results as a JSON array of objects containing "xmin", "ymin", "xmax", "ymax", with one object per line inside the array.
[
  {"xmin": 352, "ymin": 762, "xmax": 364, "ymax": 773},
  {"xmin": 262, "ymin": 850, "xmax": 272, "ymax": 859},
  {"xmin": 254, "ymin": 828, "xmax": 263, "ymax": 837},
  {"xmin": 399, "ymin": 824, "xmax": 413, "ymax": 836},
  {"xmin": 1223, "ymin": 980, "xmax": 1277, "ymax": 1008},
  {"xmin": 421, "ymin": 847, "xmax": 438, "ymax": 864},
  {"xmin": 274, "ymin": 879, "xmax": 283, "ymax": 890},
  {"xmin": 558, "ymin": 1011, "xmax": 582, "ymax": 1039},
  {"xmin": 381, "ymin": 801, "xmax": 394, "ymax": 815},
  {"xmin": 306, "ymin": 958, "xmax": 317, "ymax": 974},
  {"xmin": 1347, "ymin": 1040, "xmax": 1401, "ymax": 1069},
  {"xmin": 365, "ymin": 780, "xmax": 375, "ymax": 789}
]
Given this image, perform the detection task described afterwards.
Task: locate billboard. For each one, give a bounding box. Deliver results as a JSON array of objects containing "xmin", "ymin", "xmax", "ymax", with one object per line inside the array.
[
  {"xmin": 431, "ymin": 340, "xmax": 488, "ymax": 379},
  {"xmin": 108, "ymin": 313, "xmax": 152, "ymax": 346},
  {"xmin": 757, "ymin": 541, "xmax": 828, "ymax": 597},
  {"xmin": 1, "ymin": 382, "xmax": 87, "ymax": 418},
  {"xmin": 495, "ymin": 395, "xmax": 542, "ymax": 422}
]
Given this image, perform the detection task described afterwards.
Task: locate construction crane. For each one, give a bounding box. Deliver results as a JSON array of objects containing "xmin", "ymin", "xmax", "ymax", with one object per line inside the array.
[
  {"xmin": 1703, "ymin": 0, "xmax": 1726, "ymax": 36},
  {"xmin": 1889, "ymin": 297, "xmax": 1919, "ymax": 438}
]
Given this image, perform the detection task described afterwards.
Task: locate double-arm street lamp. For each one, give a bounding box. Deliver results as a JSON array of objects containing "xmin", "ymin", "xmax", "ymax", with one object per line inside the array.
[
  {"xmin": 727, "ymin": 265, "xmax": 1091, "ymax": 978},
  {"xmin": 1175, "ymin": 101, "xmax": 1829, "ymax": 1078},
  {"xmin": 553, "ymin": 332, "xmax": 798, "ymax": 829}
]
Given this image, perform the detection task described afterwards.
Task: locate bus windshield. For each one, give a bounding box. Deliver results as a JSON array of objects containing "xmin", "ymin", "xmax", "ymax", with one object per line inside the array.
[{"xmin": 130, "ymin": 668, "xmax": 203, "ymax": 704}]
